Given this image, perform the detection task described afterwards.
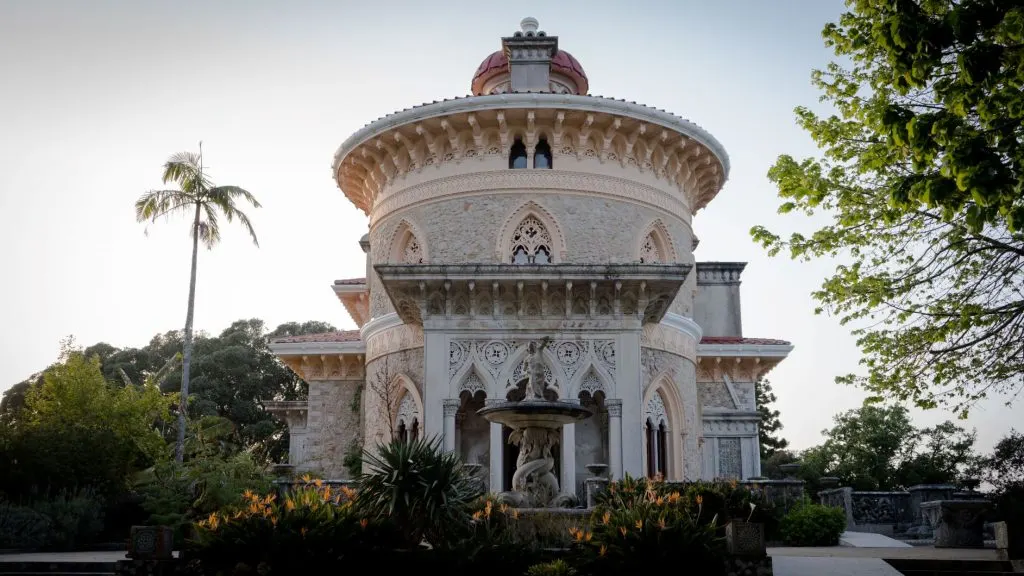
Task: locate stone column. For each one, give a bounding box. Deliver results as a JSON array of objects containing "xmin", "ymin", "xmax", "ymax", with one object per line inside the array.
[
  {"xmin": 485, "ymin": 399, "xmax": 504, "ymax": 493},
  {"xmin": 423, "ymin": 331, "xmax": 448, "ymax": 440},
  {"xmin": 607, "ymin": 399, "xmax": 623, "ymax": 480},
  {"xmin": 561, "ymin": 423, "xmax": 576, "ymax": 496},
  {"xmin": 442, "ymin": 399, "xmax": 460, "ymax": 453},
  {"xmin": 617, "ymin": 332, "xmax": 644, "ymax": 477}
]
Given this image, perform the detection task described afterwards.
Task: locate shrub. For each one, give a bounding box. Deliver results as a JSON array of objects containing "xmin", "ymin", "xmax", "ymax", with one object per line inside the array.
[
  {"xmin": 0, "ymin": 502, "xmax": 50, "ymax": 550},
  {"xmin": 779, "ymin": 502, "xmax": 847, "ymax": 546},
  {"xmin": 188, "ymin": 480, "xmax": 403, "ymax": 573},
  {"xmin": 444, "ymin": 496, "xmax": 550, "ymax": 575},
  {"xmin": 0, "ymin": 489, "xmax": 105, "ymax": 551},
  {"xmin": 577, "ymin": 476, "xmax": 726, "ymax": 575},
  {"xmin": 356, "ymin": 437, "xmax": 479, "ymax": 549}
]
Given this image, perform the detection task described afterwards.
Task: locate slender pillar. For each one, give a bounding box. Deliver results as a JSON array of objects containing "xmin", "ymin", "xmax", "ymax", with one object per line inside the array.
[
  {"xmin": 485, "ymin": 399, "xmax": 504, "ymax": 492},
  {"xmin": 442, "ymin": 399, "xmax": 460, "ymax": 453},
  {"xmin": 561, "ymin": 423, "xmax": 576, "ymax": 496},
  {"xmin": 423, "ymin": 331, "xmax": 447, "ymax": 440},
  {"xmin": 617, "ymin": 332, "xmax": 644, "ymax": 477},
  {"xmin": 490, "ymin": 422, "xmax": 503, "ymax": 492},
  {"xmin": 607, "ymin": 399, "xmax": 623, "ymax": 480}
]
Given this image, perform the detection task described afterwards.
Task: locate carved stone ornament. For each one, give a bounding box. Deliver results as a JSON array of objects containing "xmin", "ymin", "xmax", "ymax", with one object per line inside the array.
[{"xmin": 645, "ymin": 391, "xmax": 668, "ymax": 427}]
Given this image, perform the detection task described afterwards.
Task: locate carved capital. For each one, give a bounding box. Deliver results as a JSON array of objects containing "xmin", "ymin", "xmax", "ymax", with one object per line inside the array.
[
  {"xmin": 442, "ymin": 398, "xmax": 461, "ymax": 418},
  {"xmin": 606, "ymin": 399, "xmax": 623, "ymax": 417}
]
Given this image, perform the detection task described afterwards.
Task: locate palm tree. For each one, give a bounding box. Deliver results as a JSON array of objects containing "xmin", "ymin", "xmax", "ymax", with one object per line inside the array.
[{"xmin": 135, "ymin": 145, "xmax": 260, "ymax": 462}]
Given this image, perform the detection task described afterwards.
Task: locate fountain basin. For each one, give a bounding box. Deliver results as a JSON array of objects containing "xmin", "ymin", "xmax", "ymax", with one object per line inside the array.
[{"xmin": 476, "ymin": 400, "xmax": 592, "ymax": 428}]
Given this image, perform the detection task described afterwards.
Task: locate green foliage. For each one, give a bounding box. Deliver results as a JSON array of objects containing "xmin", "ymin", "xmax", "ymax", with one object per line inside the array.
[
  {"xmin": 526, "ymin": 559, "xmax": 577, "ymax": 576},
  {"xmin": 0, "ymin": 343, "xmax": 170, "ymax": 501},
  {"xmin": 133, "ymin": 416, "xmax": 271, "ymax": 542},
  {"xmin": 795, "ymin": 404, "xmax": 979, "ymax": 490},
  {"xmin": 0, "ymin": 489, "xmax": 105, "ymax": 551},
  {"xmin": 753, "ymin": 0, "xmax": 1024, "ymax": 414},
  {"xmin": 342, "ymin": 440, "xmax": 363, "ymax": 476},
  {"xmin": 978, "ymin": 430, "xmax": 1024, "ymax": 522},
  {"xmin": 578, "ymin": 475, "xmax": 725, "ymax": 575},
  {"xmin": 779, "ymin": 502, "xmax": 847, "ymax": 547},
  {"xmin": 356, "ymin": 437, "xmax": 478, "ymax": 549},
  {"xmin": 756, "ymin": 379, "xmax": 789, "ymax": 459}
]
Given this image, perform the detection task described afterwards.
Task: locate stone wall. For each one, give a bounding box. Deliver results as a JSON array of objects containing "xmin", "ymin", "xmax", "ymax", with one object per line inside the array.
[
  {"xmin": 819, "ymin": 487, "xmax": 918, "ymax": 536},
  {"xmin": 368, "ymin": 189, "xmax": 695, "ymax": 318},
  {"xmin": 305, "ymin": 379, "xmax": 362, "ymax": 479}
]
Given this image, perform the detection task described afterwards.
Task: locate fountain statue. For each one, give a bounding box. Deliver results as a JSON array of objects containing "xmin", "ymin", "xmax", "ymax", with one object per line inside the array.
[{"xmin": 477, "ymin": 339, "xmax": 593, "ymax": 507}]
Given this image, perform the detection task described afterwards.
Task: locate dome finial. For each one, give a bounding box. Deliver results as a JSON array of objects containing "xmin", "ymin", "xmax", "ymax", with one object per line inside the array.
[{"xmin": 520, "ymin": 17, "xmax": 539, "ymax": 34}]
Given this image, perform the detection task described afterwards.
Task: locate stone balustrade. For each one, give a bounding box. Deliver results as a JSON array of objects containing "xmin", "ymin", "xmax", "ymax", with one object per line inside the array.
[{"xmin": 920, "ymin": 500, "xmax": 992, "ymax": 548}]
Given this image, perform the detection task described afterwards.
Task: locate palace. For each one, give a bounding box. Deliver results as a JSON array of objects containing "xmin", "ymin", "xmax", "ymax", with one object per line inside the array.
[{"xmin": 266, "ymin": 18, "xmax": 792, "ymax": 495}]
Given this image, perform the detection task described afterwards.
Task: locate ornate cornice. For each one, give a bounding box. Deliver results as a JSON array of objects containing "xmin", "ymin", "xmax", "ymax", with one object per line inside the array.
[
  {"xmin": 275, "ymin": 354, "xmax": 365, "ymax": 383},
  {"xmin": 264, "ymin": 401, "xmax": 308, "ymax": 429},
  {"xmin": 364, "ymin": 324, "xmax": 424, "ymax": 363},
  {"xmin": 333, "ymin": 95, "xmax": 728, "ymax": 217},
  {"xmin": 359, "ymin": 312, "xmax": 404, "ymax": 341},
  {"xmin": 370, "ymin": 169, "xmax": 690, "ymax": 227},
  {"xmin": 695, "ymin": 262, "xmax": 746, "ymax": 286},
  {"xmin": 333, "ymin": 283, "xmax": 370, "ymax": 328},
  {"xmin": 373, "ymin": 263, "xmax": 690, "ymax": 327}
]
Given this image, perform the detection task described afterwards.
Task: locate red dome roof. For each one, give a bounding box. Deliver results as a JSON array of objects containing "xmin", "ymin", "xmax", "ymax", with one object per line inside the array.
[{"xmin": 471, "ymin": 49, "xmax": 588, "ymax": 95}]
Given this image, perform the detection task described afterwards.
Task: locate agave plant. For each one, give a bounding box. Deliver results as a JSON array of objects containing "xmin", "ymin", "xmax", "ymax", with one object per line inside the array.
[{"xmin": 356, "ymin": 436, "xmax": 479, "ymax": 549}]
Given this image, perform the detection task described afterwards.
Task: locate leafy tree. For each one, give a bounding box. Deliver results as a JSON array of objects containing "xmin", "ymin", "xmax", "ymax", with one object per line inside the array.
[
  {"xmin": 756, "ymin": 378, "xmax": 789, "ymax": 459},
  {"xmin": 136, "ymin": 147, "xmax": 261, "ymax": 462},
  {"xmin": 979, "ymin": 429, "xmax": 1024, "ymax": 492},
  {"xmin": 797, "ymin": 404, "xmax": 978, "ymax": 490},
  {"xmin": 0, "ymin": 341, "xmax": 170, "ymax": 499},
  {"xmin": 751, "ymin": 1, "xmax": 1024, "ymax": 415}
]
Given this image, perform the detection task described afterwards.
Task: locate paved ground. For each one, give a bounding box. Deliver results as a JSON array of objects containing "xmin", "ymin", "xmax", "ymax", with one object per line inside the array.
[
  {"xmin": 773, "ymin": 557, "xmax": 902, "ymax": 576},
  {"xmin": 768, "ymin": 546, "xmax": 1000, "ymax": 560},
  {"xmin": 839, "ymin": 531, "xmax": 912, "ymax": 548}
]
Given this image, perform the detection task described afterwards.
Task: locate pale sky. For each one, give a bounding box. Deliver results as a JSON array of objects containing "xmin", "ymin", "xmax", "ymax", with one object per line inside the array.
[{"xmin": 1, "ymin": 0, "xmax": 1020, "ymax": 454}]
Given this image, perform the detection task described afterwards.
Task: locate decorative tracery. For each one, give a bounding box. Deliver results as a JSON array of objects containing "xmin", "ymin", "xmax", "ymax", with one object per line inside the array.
[
  {"xmin": 640, "ymin": 233, "xmax": 661, "ymax": 263},
  {"xmin": 510, "ymin": 216, "xmax": 553, "ymax": 264},
  {"xmin": 403, "ymin": 237, "xmax": 423, "ymax": 264}
]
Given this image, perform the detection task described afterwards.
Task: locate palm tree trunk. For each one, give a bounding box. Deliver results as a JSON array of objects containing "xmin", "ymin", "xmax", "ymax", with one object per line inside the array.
[{"xmin": 175, "ymin": 202, "xmax": 202, "ymax": 463}]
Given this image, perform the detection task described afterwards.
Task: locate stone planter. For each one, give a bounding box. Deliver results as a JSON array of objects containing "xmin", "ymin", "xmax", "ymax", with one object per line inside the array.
[
  {"xmin": 920, "ymin": 500, "xmax": 991, "ymax": 548},
  {"xmin": 725, "ymin": 521, "xmax": 765, "ymax": 557},
  {"xmin": 127, "ymin": 525, "xmax": 174, "ymax": 560}
]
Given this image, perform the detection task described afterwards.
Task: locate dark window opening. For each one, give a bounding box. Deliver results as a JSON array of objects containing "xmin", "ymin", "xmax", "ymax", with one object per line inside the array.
[
  {"xmin": 509, "ymin": 139, "xmax": 527, "ymax": 169},
  {"xmin": 534, "ymin": 138, "xmax": 552, "ymax": 169}
]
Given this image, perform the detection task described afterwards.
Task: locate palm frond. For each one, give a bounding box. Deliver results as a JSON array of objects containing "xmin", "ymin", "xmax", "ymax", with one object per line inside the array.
[
  {"xmin": 161, "ymin": 152, "xmax": 201, "ymax": 186},
  {"xmin": 207, "ymin": 186, "xmax": 261, "ymax": 246}
]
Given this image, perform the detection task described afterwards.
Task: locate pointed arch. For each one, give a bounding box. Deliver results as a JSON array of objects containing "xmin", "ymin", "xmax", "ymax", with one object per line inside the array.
[
  {"xmin": 497, "ymin": 201, "xmax": 567, "ymax": 263},
  {"xmin": 496, "ymin": 343, "xmax": 565, "ymax": 399},
  {"xmin": 636, "ymin": 218, "xmax": 677, "ymax": 263},
  {"xmin": 393, "ymin": 374, "xmax": 424, "ymax": 442},
  {"xmin": 568, "ymin": 362, "xmax": 615, "ymax": 399},
  {"xmin": 450, "ymin": 359, "xmax": 492, "ymax": 399},
  {"xmin": 642, "ymin": 375, "xmax": 687, "ymax": 481},
  {"xmin": 388, "ymin": 218, "xmax": 427, "ymax": 264}
]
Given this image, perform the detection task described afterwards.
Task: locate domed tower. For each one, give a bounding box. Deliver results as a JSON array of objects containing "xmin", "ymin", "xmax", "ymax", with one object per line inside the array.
[{"xmin": 268, "ymin": 19, "xmax": 792, "ymax": 488}]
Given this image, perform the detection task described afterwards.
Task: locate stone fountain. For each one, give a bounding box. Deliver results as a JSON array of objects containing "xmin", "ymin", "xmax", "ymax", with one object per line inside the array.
[{"xmin": 477, "ymin": 339, "xmax": 593, "ymax": 508}]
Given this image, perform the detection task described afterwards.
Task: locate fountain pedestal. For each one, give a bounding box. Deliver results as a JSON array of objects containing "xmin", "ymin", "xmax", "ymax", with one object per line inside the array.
[{"xmin": 477, "ymin": 399, "xmax": 592, "ymax": 507}]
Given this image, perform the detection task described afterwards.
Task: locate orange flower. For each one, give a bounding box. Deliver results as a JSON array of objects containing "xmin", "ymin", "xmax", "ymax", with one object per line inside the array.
[
  {"xmin": 301, "ymin": 474, "xmax": 312, "ymax": 484},
  {"xmin": 484, "ymin": 500, "xmax": 493, "ymax": 518},
  {"xmin": 472, "ymin": 510, "xmax": 483, "ymax": 521},
  {"xmin": 360, "ymin": 518, "xmax": 368, "ymax": 529},
  {"xmin": 584, "ymin": 531, "xmax": 593, "ymax": 542},
  {"xmin": 512, "ymin": 509, "xmax": 520, "ymax": 520},
  {"xmin": 270, "ymin": 517, "xmax": 278, "ymax": 527},
  {"xmin": 657, "ymin": 517, "xmax": 667, "ymax": 530},
  {"xmin": 313, "ymin": 478, "xmax": 324, "ymax": 488},
  {"xmin": 634, "ymin": 519, "xmax": 643, "ymax": 530},
  {"xmin": 300, "ymin": 527, "xmax": 308, "ymax": 538},
  {"xmin": 599, "ymin": 545, "xmax": 607, "ymax": 557},
  {"xmin": 285, "ymin": 498, "xmax": 296, "ymax": 512},
  {"xmin": 619, "ymin": 526, "xmax": 627, "ymax": 537},
  {"xmin": 696, "ymin": 495, "xmax": 704, "ymax": 506},
  {"xmin": 602, "ymin": 511, "xmax": 611, "ymax": 525}
]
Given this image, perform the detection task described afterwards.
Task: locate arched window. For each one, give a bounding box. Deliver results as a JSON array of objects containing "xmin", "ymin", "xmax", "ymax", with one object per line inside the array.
[
  {"xmin": 509, "ymin": 139, "xmax": 527, "ymax": 169},
  {"xmin": 510, "ymin": 216, "xmax": 554, "ymax": 264},
  {"xmin": 645, "ymin": 390, "xmax": 669, "ymax": 479},
  {"xmin": 396, "ymin": 421, "xmax": 408, "ymax": 443},
  {"xmin": 411, "ymin": 419, "xmax": 419, "ymax": 442},
  {"xmin": 534, "ymin": 138, "xmax": 552, "ymax": 169}
]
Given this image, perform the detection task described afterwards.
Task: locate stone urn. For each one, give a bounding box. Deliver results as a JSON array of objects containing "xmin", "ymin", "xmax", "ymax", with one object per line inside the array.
[
  {"xmin": 725, "ymin": 520, "xmax": 766, "ymax": 557},
  {"xmin": 585, "ymin": 463, "xmax": 609, "ymax": 478}
]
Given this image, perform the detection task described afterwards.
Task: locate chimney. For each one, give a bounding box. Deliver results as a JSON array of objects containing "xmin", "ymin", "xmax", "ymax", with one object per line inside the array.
[{"xmin": 501, "ymin": 17, "xmax": 558, "ymax": 93}]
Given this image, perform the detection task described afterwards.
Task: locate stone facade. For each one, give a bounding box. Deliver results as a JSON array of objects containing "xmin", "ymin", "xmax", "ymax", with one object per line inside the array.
[{"xmin": 266, "ymin": 19, "xmax": 793, "ymax": 486}]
